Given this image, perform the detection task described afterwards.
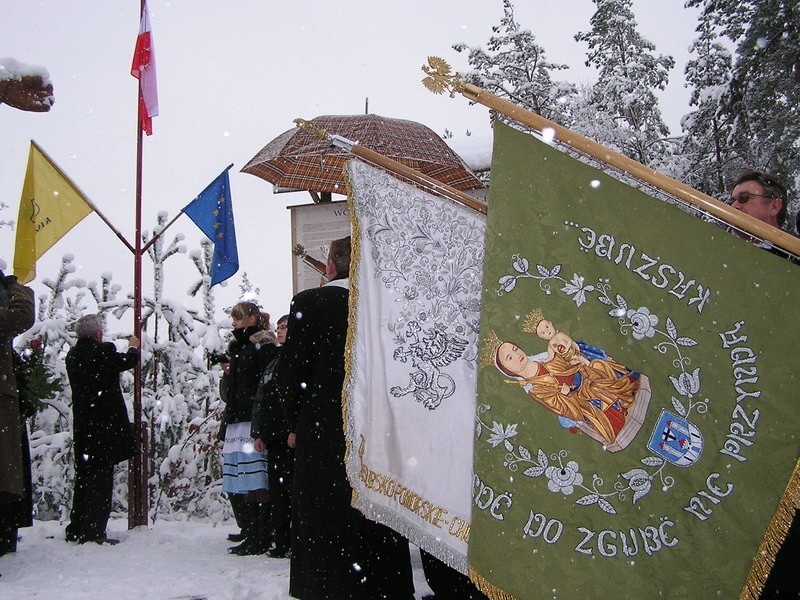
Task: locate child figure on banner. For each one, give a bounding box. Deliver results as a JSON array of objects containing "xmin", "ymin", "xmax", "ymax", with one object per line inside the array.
[{"xmin": 529, "ymin": 308, "xmax": 591, "ymax": 367}]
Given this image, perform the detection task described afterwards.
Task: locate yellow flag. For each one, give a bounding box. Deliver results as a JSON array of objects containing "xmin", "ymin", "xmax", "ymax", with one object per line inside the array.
[{"xmin": 13, "ymin": 142, "xmax": 94, "ymax": 283}]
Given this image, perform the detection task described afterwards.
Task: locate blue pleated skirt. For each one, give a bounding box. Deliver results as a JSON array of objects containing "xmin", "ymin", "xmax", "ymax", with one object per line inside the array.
[{"xmin": 221, "ymin": 421, "xmax": 268, "ymax": 494}]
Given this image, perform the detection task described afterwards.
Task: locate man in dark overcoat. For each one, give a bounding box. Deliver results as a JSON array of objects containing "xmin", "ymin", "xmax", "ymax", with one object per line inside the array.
[
  {"xmin": 64, "ymin": 314, "xmax": 139, "ymax": 545},
  {"xmin": 273, "ymin": 236, "xmax": 413, "ymax": 599},
  {"xmin": 0, "ymin": 269, "xmax": 35, "ymax": 561},
  {"xmin": 252, "ymin": 314, "xmax": 293, "ymax": 558}
]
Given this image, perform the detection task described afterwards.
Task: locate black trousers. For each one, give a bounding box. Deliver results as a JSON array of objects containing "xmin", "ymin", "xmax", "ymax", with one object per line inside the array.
[
  {"xmin": 65, "ymin": 455, "xmax": 114, "ymax": 542},
  {"xmin": 420, "ymin": 549, "xmax": 488, "ymax": 600},
  {"xmin": 0, "ymin": 503, "xmax": 19, "ymax": 555},
  {"xmin": 267, "ymin": 442, "xmax": 293, "ymax": 551},
  {"xmin": 760, "ymin": 510, "xmax": 800, "ymax": 598}
]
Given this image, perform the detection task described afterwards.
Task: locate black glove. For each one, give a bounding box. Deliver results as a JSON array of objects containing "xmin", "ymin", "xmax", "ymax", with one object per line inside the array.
[{"xmin": 0, "ymin": 269, "xmax": 17, "ymax": 289}]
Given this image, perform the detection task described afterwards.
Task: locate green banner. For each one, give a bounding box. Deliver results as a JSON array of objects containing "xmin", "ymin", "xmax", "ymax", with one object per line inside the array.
[{"xmin": 471, "ymin": 122, "xmax": 800, "ymax": 599}]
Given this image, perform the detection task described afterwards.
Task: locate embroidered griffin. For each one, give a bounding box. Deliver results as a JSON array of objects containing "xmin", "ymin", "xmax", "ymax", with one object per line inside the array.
[{"xmin": 390, "ymin": 321, "xmax": 467, "ymax": 410}]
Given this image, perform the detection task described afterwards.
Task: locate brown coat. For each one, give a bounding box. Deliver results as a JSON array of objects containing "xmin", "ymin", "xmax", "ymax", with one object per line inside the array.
[
  {"xmin": 0, "ymin": 276, "xmax": 35, "ymax": 398},
  {"xmin": 0, "ymin": 274, "xmax": 35, "ymax": 501}
]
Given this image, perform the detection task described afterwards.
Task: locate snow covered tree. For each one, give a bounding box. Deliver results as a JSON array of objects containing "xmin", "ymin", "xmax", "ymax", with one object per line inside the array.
[
  {"xmin": 128, "ymin": 213, "xmax": 226, "ymax": 518},
  {"xmin": 15, "ymin": 214, "xmax": 246, "ymax": 522},
  {"xmin": 574, "ymin": 0, "xmax": 675, "ymax": 166},
  {"xmin": 154, "ymin": 236, "xmax": 230, "ymax": 521},
  {"xmin": 687, "ymin": 0, "xmax": 800, "ymax": 225},
  {"xmin": 238, "ymin": 271, "xmax": 261, "ymax": 302},
  {"xmin": 679, "ymin": 13, "xmax": 741, "ymax": 199},
  {"xmin": 452, "ymin": 0, "xmax": 576, "ymax": 126},
  {"xmin": 0, "ymin": 201, "xmax": 12, "ymax": 231}
]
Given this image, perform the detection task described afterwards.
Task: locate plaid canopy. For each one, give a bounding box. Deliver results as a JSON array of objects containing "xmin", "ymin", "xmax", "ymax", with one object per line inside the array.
[{"xmin": 241, "ymin": 114, "xmax": 483, "ymax": 194}]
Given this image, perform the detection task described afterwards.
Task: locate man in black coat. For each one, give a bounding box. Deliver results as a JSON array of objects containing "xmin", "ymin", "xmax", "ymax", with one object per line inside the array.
[
  {"xmin": 273, "ymin": 236, "xmax": 413, "ymax": 600},
  {"xmin": 64, "ymin": 314, "xmax": 139, "ymax": 545},
  {"xmin": 252, "ymin": 314, "xmax": 293, "ymax": 558}
]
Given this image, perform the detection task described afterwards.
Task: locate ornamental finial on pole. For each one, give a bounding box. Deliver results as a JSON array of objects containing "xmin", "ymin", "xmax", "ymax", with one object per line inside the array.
[
  {"xmin": 421, "ymin": 56, "xmax": 464, "ymax": 98},
  {"xmin": 293, "ymin": 118, "xmax": 328, "ymax": 140}
]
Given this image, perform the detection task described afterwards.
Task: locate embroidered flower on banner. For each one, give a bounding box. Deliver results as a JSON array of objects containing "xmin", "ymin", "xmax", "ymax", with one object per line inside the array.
[
  {"xmin": 545, "ymin": 461, "xmax": 583, "ymax": 495},
  {"xmin": 487, "ymin": 421, "xmax": 518, "ymax": 451},
  {"xmin": 670, "ymin": 367, "xmax": 701, "ymax": 399},
  {"xmin": 626, "ymin": 306, "xmax": 658, "ymax": 340}
]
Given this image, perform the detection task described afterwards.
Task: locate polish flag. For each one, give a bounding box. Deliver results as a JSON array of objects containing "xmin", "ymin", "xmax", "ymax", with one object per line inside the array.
[{"xmin": 131, "ymin": 1, "xmax": 158, "ymax": 135}]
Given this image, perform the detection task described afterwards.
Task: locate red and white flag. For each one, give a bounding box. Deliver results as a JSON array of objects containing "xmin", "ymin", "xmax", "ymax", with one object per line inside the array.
[{"xmin": 131, "ymin": 1, "xmax": 158, "ymax": 135}]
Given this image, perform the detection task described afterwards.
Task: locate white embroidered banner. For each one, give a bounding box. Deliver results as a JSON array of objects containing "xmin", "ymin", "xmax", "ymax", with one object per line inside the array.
[{"xmin": 344, "ymin": 160, "xmax": 486, "ymax": 572}]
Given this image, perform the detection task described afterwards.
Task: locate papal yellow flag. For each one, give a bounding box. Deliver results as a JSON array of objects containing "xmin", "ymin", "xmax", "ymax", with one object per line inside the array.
[{"xmin": 13, "ymin": 141, "xmax": 94, "ymax": 283}]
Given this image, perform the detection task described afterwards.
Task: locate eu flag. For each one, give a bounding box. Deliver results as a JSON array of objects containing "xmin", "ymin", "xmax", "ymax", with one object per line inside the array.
[{"xmin": 183, "ymin": 165, "xmax": 238, "ymax": 286}]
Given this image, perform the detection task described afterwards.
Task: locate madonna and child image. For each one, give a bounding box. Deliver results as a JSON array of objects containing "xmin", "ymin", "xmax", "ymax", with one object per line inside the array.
[{"xmin": 481, "ymin": 309, "xmax": 651, "ymax": 452}]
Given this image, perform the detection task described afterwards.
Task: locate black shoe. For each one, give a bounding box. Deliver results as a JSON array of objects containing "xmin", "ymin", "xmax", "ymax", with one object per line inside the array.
[
  {"xmin": 267, "ymin": 546, "xmax": 289, "ymax": 558},
  {"xmin": 0, "ymin": 534, "xmax": 17, "ymax": 555},
  {"xmin": 229, "ymin": 538, "xmax": 270, "ymax": 556},
  {"xmin": 228, "ymin": 538, "xmax": 259, "ymax": 555},
  {"xmin": 228, "ymin": 538, "xmax": 250, "ymax": 554},
  {"xmin": 227, "ymin": 531, "xmax": 246, "ymax": 542},
  {"xmin": 91, "ymin": 536, "xmax": 120, "ymax": 546}
]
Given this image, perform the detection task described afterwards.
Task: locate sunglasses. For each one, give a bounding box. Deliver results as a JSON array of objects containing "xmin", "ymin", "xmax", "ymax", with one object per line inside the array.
[{"xmin": 728, "ymin": 192, "xmax": 772, "ymax": 205}]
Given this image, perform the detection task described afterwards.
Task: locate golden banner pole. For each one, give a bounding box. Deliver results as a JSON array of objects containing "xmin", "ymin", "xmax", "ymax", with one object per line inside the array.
[{"xmin": 421, "ymin": 56, "xmax": 800, "ymax": 257}]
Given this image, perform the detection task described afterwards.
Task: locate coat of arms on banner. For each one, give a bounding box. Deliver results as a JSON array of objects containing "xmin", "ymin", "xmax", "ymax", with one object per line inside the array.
[{"xmin": 391, "ymin": 320, "xmax": 469, "ymax": 410}]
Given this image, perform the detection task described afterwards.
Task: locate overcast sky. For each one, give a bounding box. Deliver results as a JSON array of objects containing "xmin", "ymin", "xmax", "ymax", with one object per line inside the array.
[{"xmin": 1, "ymin": 0, "xmax": 699, "ymax": 323}]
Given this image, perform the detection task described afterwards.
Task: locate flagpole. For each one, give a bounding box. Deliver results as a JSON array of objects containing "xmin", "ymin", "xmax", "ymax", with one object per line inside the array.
[
  {"xmin": 129, "ymin": 0, "xmax": 149, "ymax": 530},
  {"xmin": 421, "ymin": 57, "xmax": 800, "ymax": 257}
]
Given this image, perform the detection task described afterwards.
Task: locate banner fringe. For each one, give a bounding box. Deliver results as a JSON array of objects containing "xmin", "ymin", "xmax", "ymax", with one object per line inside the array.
[
  {"xmin": 741, "ymin": 457, "xmax": 800, "ymax": 599},
  {"xmin": 469, "ymin": 567, "xmax": 518, "ymax": 600},
  {"xmin": 343, "ymin": 165, "xmax": 361, "ymax": 506}
]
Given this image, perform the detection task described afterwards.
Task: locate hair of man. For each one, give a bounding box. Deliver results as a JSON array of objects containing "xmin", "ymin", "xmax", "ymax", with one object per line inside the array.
[
  {"xmin": 74, "ymin": 314, "xmax": 104, "ymax": 339},
  {"xmin": 327, "ymin": 236, "xmax": 352, "ymax": 279}
]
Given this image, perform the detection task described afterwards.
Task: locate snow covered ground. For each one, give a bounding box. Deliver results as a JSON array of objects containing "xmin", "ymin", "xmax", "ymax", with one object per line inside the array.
[{"xmin": 0, "ymin": 518, "xmax": 434, "ymax": 599}]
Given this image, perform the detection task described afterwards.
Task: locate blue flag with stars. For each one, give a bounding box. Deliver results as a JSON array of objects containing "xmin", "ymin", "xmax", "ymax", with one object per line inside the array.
[{"xmin": 183, "ymin": 165, "xmax": 238, "ymax": 286}]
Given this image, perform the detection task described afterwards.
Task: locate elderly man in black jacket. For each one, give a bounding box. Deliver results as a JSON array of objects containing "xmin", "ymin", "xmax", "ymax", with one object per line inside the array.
[{"xmin": 64, "ymin": 314, "xmax": 139, "ymax": 545}]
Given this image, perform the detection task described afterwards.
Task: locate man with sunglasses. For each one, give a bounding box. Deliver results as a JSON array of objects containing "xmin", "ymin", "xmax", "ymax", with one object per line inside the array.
[
  {"xmin": 728, "ymin": 170, "xmax": 799, "ymax": 267},
  {"xmin": 729, "ymin": 170, "xmax": 788, "ymax": 231},
  {"xmin": 730, "ymin": 172, "xmax": 800, "ymax": 595}
]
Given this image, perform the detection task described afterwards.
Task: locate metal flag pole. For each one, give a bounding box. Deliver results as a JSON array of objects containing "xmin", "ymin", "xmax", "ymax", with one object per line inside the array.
[
  {"xmin": 421, "ymin": 56, "xmax": 800, "ymax": 257},
  {"xmin": 129, "ymin": 0, "xmax": 149, "ymax": 530}
]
